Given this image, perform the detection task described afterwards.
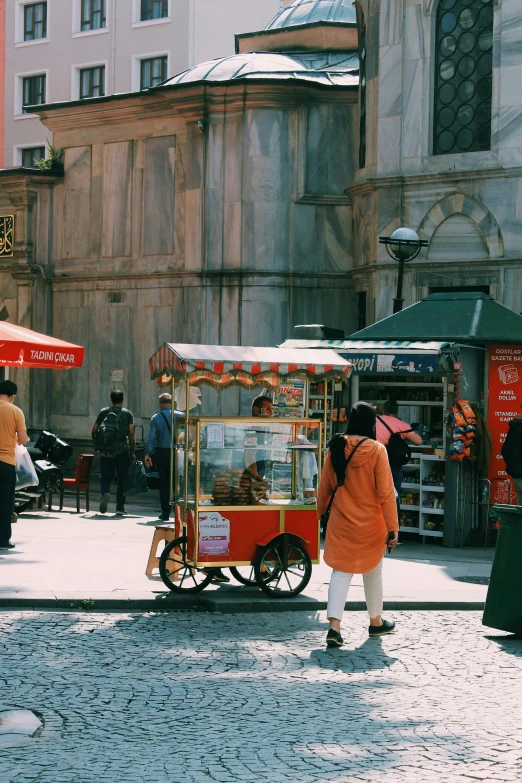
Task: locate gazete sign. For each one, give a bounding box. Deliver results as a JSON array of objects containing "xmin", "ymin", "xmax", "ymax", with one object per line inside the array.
[{"xmin": 487, "ymin": 344, "xmax": 522, "ymax": 504}]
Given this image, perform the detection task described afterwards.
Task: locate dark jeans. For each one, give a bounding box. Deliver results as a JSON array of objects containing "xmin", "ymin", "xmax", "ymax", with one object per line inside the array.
[
  {"xmin": 391, "ymin": 465, "xmax": 403, "ymax": 520},
  {"xmin": 100, "ymin": 451, "xmax": 130, "ymax": 511},
  {"xmin": 0, "ymin": 460, "xmax": 16, "ymax": 545},
  {"xmin": 154, "ymin": 448, "xmax": 172, "ymax": 519}
]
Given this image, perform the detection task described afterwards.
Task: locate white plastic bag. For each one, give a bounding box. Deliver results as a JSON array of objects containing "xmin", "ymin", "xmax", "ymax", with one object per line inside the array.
[{"xmin": 15, "ymin": 444, "xmax": 38, "ymax": 489}]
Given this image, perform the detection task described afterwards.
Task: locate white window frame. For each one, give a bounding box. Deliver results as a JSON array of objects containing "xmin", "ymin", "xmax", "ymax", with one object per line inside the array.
[
  {"xmin": 72, "ymin": 0, "xmax": 110, "ymax": 38},
  {"xmin": 72, "ymin": 60, "xmax": 108, "ymax": 100},
  {"xmin": 15, "ymin": 0, "xmax": 50, "ymax": 47},
  {"xmin": 131, "ymin": 51, "xmax": 170, "ymax": 92},
  {"xmin": 132, "ymin": 0, "xmax": 170, "ymax": 28},
  {"xmin": 14, "ymin": 68, "xmax": 49, "ymax": 118},
  {"xmin": 15, "ymin": 143, "xmax": 48, "ymax": 167}
]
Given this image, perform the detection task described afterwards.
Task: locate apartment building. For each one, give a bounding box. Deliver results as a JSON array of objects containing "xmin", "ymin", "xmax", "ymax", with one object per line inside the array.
[{"xmin": 3, "ymin": 0, "xmax": 281, "ymax": 167}]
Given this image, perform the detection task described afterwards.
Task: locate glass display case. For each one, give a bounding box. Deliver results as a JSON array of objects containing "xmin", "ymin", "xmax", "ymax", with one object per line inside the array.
[{"xmin": 177, "ymin": 417, "xmax": 322, "ymax": 509}]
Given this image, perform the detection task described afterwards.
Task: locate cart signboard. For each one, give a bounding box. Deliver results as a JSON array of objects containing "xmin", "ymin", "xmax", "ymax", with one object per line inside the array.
[
  {"xmin": 487, "ymin": 344, "xmax": 522, "ymax": 504},
  {"xmin": 198, "ymin": 511, "xmax": 230, "ymax": 557}
]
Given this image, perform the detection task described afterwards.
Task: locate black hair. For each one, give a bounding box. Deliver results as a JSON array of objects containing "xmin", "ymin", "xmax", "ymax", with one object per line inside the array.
[
  {"xmin": 110, "ymin": 389, "xmax": 124, "ymax": 405},
  {"xmin": 252, "ymin": 395, "xmax": 272, "ymax": 413},
  {"xmin": 0, "ymin": 380, "xmax": 17, "ymax": 397},
  {"xmin": 383, "ymin": 399, "xmax": 398, "ymax": 416},
  {"xmin": 329, "ymin": 401, "xmax": 376, "ymax": 484}
]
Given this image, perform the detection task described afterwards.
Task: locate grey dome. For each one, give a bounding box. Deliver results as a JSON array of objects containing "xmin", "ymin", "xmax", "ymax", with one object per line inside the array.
[
  {"xmin": 162, "ymin": 51, "xmax": 358, "ymax": 87},
  {"xmin": 265, "ymin": 0, "xmax": 357, "ymax": 30}
]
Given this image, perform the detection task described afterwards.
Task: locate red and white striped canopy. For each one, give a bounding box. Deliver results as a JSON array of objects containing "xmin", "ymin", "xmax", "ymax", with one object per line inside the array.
[{"xmin": 150, "ymin": 343, "xmax": 351, "ymax": 389}]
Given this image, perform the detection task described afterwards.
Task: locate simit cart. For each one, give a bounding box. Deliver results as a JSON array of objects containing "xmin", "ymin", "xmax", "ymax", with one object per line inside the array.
[{"xmin": 148, "ymin": 343, "xmax": 351, "ymax": 597}]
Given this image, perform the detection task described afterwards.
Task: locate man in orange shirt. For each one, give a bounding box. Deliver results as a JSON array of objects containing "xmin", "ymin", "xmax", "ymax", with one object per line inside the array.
[{"xmin": 0, "ymin": 380, "xmax": 29, "ymax": 549}]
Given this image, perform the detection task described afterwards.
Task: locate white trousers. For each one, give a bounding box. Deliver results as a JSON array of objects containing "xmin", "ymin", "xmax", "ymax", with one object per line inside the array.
[{"xmin": 326, "ymin": 558, "xmax": 384, "ymax": 621}]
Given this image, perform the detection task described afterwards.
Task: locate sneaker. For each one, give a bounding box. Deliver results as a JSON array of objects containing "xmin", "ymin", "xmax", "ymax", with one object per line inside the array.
[
  {"xmin": 0, "ymin": 542, "xmax": 15, "ymax": 550},
  {"xmin": 203, "ymin": 568, "xmax": 230, "ymax": 584},
  {"xmin": 99, "ymin": 493, "xmax": 110, "ymax": 514},
  {"xmin": 115, "ymin": 508, "xmax": 126, "ymax": 517},
  {"xmin": 326, "ymin": 629, "xmax": 344, "ymax": 648},
  {"xmin": 11, "ymin": 512, "xmax": 18, "ymax": 524},
  {"xmin": 158, "ymin": 514, "xmax": 170, "ymax": 522},
  {"xmin": 369, "ymin": 619, "xmax": 396, "ymax": 636}
]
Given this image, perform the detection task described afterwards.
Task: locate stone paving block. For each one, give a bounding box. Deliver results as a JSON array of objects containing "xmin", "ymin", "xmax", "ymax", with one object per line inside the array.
[{"xmin": 0, "ymin": 611, "xmax": 519, "ymax": 783}]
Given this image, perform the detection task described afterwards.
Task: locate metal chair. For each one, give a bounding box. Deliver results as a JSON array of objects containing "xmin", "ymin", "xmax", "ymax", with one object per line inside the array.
[{"xmin": 58, "ymin": 454, "xmax": 95, "ymax": 513}]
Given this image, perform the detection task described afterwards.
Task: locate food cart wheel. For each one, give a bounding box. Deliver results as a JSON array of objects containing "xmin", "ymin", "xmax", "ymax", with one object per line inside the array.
[
  {"xmin": 159, "ymin": 536, "xmax": 214, "ymax": 593},
  {"xmin": 228, "ymin": 566, "xmax": 276, "ymax": 586},
  {"xmin": 254, "ymin": 534, "xmax": 312, "ymax": 598}
]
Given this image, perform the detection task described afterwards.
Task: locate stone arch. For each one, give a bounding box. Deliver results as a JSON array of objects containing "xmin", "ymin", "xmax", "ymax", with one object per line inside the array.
[{"xmin": 417, "ymin": 193, "xmax": 504, "ymax": 259}]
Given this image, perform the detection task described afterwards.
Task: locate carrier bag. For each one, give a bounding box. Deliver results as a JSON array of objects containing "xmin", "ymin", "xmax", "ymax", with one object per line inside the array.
[
  {"xmin": 15, "ymin": 444, "xmax": 39, "ymax": 489},
  {"xmin": 125, "ymin": 460, "xmax": 149, "ymax": 496}
]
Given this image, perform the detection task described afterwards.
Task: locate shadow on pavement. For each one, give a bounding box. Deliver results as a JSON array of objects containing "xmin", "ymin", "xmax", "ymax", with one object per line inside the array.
[
  {"xmin": 310, "ymin": 635, "xmax": 399, "ymax": 673},
  {"xmin": 483, "ymin": 633, "xmax": 522, "ymax": 654}
]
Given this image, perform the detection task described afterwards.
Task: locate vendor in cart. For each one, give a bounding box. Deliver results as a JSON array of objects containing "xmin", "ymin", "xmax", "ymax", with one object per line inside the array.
[{"xmin": 245, "ymin": 395, "xmax": 273, "ymax": 479}]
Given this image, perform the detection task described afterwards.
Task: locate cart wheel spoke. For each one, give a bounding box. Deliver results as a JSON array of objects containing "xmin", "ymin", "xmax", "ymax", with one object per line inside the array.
[
  {"xmin": 159, "ymin": 536, "xmax": 213, "ymax": 594},
  {"xmin": 254, "ymin": 536, "xmax": 312, "ymax": 599}
]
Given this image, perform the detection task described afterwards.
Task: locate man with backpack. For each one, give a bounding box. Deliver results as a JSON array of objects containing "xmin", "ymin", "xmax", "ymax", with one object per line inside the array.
[
  {"xmin": 92, "ymin": 390, "xmax": 135, "ymax": 516},
  {"xmin": 144, "ymin": 393, "xmax": 183, "ymax": 521},
  {"xmin": 376, "ymin": 399, "xmax": 422, "ymax": 515}
]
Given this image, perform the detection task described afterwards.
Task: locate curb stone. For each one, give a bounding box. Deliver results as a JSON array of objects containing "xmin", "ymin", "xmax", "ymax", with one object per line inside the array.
[{"xmin": 0, "ymin": 596, "xmax": 486, "ymax": 613}]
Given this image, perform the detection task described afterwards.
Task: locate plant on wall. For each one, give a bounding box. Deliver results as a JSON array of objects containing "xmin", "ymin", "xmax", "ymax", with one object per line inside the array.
[{"xmin": 35, "ymin": 139, "xmax": 64, "ymax": 173}]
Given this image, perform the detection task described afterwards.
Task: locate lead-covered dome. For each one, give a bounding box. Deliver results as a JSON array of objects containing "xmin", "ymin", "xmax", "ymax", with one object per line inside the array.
[
  {"xmin": 265, "ymin": 0, "xmax": 357, "ymax": 30},
  {"xmin": 162, "ymin": 51, "xmax": 358, "ymax": 87}
]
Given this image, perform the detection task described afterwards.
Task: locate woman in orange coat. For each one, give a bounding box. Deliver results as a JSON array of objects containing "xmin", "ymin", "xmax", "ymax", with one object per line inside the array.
[{"xmin": 317, "ymin": 402, "xmax": 399, "ymax": 648}]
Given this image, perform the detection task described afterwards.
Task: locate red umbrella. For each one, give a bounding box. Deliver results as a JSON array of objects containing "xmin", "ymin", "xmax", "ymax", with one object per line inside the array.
[{"xmin": 0, "ymin": 322, "xmax": 84, "ymax": 370}]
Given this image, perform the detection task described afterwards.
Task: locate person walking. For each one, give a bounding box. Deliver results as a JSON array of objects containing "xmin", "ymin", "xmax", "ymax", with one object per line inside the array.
[
  {"xmin": 0, "ymin": 380, "xmax": 29, "ymax": 550},
  {"xmin": 318, "ymin": 402, "xmax": 399, "ymax": 648},
  {"xmin": 376, "ymin": 399, "xmax": 422, "ymax": 515},
  {"xmin": 92, "ymin": 390, "xmax": 135, "ymax": 517},
  {"xmin": 144, "ymin": 393, "xmax": 183, "ymax": 521}
]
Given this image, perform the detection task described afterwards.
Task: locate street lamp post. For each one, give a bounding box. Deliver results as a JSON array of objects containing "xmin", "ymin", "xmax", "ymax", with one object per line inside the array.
[{"xmin": 379, "ymin": 228, "xmax": 428, "ymax": 313}]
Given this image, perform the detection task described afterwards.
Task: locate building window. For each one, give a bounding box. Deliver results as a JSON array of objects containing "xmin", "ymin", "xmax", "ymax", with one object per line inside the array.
[
  {"xmin": 358, "ymin": 13, "xmax": 367, "ymax": 169},
  {"xmin": 357, "ymin": 292, "xmax": 367, "ymax": 331},
  {"xmin": 140, "ymin": 56, "xmax": 168, "ymax": 89},
  {"xmin": 21, "ymin": 146, "xmax": 46, "ymax": 167},
  {"xmin": 81, "ymin": 0, "xmax": 106, "ymax": 31},
  {"xmin": 141, "ymin": 0, "xmax": 168, "ymax": 21},
  {"xmin": 433, "ymin": 0, "xmax": 493, "ymax": 155},
  {"xmin": 79, "ymin": 66, "xmax": 105, "ymax": 98},
  {"xmin": 22, "ymin": 74, "xmax": 46, "ymax": 112},
  {"xmin": 24, "ymin": 2, "xmax": 47, "ymax": 41}
]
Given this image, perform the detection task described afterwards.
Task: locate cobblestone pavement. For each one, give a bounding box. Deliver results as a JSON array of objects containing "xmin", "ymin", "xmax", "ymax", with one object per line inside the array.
[{"xmin": 0, "ymin": 611, "xmax": 520, "ymax": 783}]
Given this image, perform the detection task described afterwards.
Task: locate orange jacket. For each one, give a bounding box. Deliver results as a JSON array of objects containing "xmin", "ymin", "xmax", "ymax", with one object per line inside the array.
[{"xmin": 318, "ymin": 435, "xmax": 399, "ymax": 574}]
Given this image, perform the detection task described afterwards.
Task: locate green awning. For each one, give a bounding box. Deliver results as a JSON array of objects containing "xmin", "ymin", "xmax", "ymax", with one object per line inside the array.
[{"xmin": 350, "ymin": 293, "xmax": 522, "ymax": 344}]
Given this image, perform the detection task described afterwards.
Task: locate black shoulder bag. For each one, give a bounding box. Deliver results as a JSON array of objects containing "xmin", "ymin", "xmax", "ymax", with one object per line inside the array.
[{"xmin": 320, "ymin": 437, "xmax": 369, "ymax": 537}]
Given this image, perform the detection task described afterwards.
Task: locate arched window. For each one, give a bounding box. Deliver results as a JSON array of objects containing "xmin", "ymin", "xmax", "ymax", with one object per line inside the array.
[
  {"xmin": 433, "ymin": 0, "xmax": 493, "ymax": 155},
  {"xmin": 358, "ymin": 12, "xmax": 367, "ymax": 169}
]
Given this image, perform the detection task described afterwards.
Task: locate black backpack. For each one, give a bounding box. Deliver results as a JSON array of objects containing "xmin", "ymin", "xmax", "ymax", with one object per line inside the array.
[
  {"xmin": 377, "ymin": 416, "xmax": 413, "ymax": 467},
  {"xmin": 93, "ymin": 409, "xmax": 127, "ymax": 458}
]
